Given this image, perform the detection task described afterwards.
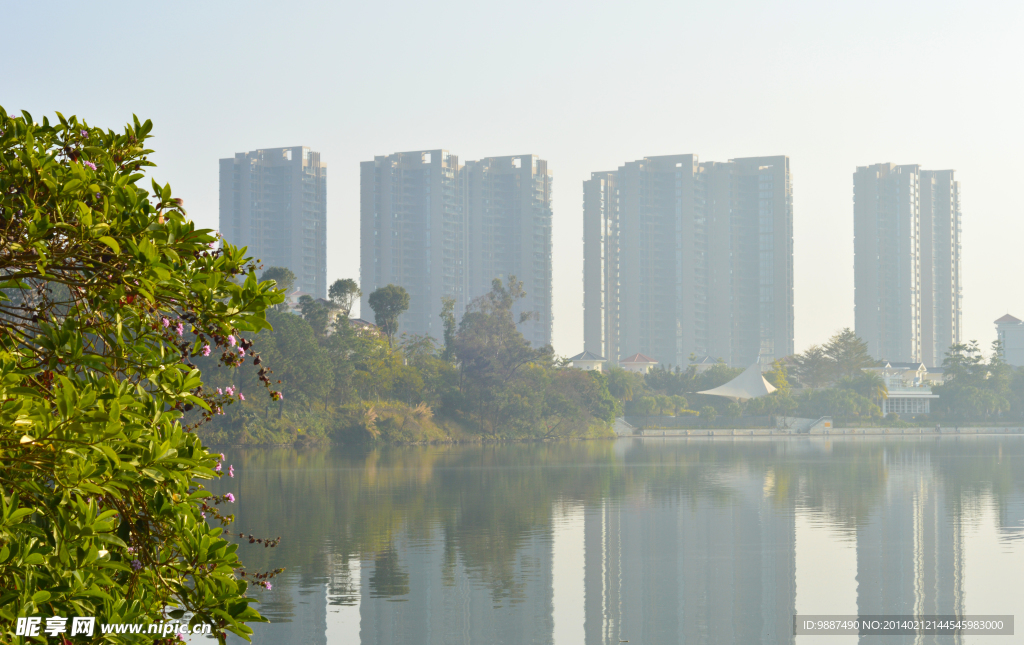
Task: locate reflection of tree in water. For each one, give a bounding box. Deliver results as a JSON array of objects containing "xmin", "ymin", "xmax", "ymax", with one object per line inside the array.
[
  {"xmin": 369, "ymin": 548, "xmax": 410, "ymax": 599},
  {"xmin": 207, "ymin": 437, "xmax": 1024, "ymax": 607}
]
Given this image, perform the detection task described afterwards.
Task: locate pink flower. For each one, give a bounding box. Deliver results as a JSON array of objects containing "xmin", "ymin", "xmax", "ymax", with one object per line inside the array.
[
  {"xmin": 264, "ymin": 582, "xmax": 272, "ymax": 591},
  {"xmin": 238, "ymin": 347, "xmax": 246, "ymax": 357},
  {"xmin": 227, "ymin": 335, "xmax": 237, "ymax": 347},
  {"xmin": 162, "ymin": 317, "xmax": 170, "ymax": 328},
  {"xmin": 84, "ymin": 161, "xmax": 96, "ymax": 171},
  {"xmin": 229, "ymin": 465, "xmax": 235, "ymax": 478},
  {"xmin": 215, "ymin": 462, "xmax": 222, "ymax": 472},
  {"xmin": 175, "ymin": 322, "xmax": 184, "ymax": 337},
  {"xmin": 225, "ymin": 493, "xmax": 235, "ymax": 503},
  {"xmin": 238, "ymin": 393, "xmax": 245, "ymax": 401},
  {"xmin": 216, "ymin": 387, "xmax": 223, "ymax": 395},
  {"xmin": 220, "ymin": 453, "xmax": 225, "ymax": 461},
  {"xmin": 202, "ymin": 344, "xmax": 211, "ymax": 356},
  {"xmin": 225, "ymin": 386, "xmax": 235, "ymax": 396},
  {"xmin": 80, "ymin": 130, "xmax": 88, "ymax": 137}
]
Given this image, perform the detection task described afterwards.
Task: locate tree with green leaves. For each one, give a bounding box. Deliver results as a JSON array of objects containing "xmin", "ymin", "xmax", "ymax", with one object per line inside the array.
[
  {"xmin": 824, "ymin": 328, "xmax": 876, "ymax": 379},
  {"xmin": 328, "ymin": 278, "xmax": 360, "ymax": 316},
  {"xmin": 439, "ymin": 295, "xmax": 457, "ymax": 362},
  {"xmin": 260, "ymin": 266, "xmax": 296, "ymax": 295},
  {"xmin": 791, "ymin": 344, "xmax": 833, "ymax": 388},
  {"xmin": 0, "ymin": 107, "xmax": 283, "ymax": 642},
  {"xmin": 298, "ymin": 294, "xmax": 331, "ymax": 338},
  {"xmin": 367, "ymin": 284, "xmax": 409, "ymax": 347}
]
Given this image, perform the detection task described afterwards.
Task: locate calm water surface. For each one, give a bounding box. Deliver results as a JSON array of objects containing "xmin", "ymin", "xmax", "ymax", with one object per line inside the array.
[{"xmin": 205, "ymin": 437, "xmax": 1024, "ymax": 645}]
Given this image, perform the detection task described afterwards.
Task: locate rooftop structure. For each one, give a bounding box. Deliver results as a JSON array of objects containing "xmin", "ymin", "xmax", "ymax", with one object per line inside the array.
[{"xmin": 697, "ymin": 362, "xmax": 777, "ymax": 402}]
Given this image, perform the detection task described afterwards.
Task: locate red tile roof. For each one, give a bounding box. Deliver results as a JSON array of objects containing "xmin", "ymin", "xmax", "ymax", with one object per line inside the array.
[{"xmin": 620, "ymin": 352, "xmax": 658, "ymax": 364}]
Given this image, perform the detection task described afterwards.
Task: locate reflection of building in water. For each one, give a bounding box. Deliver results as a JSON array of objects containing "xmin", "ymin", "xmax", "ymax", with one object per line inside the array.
[
  {"xmin": 357, "ymin": 531, "xmax": 554, "ymax": 645},
  {"xmin": 997, "ymin": 497, "xmax": 1024, "ymax": 543},
  {"xmin": 582, "ymin": 470, "xmax": 797, "ymax": 645},
  {"xmin": 240, "ymin": 572, "xmax": 329, "ymax": 645},
  {"xmin": 856, "ymin": 452, "xmax": 964, "ymax": 645}
]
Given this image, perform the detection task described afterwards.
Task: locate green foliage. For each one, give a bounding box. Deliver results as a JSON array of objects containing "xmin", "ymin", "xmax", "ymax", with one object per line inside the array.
[
  {"xmin": 837, "ymin": 371, "xmax": 887, "ymax": 400},
  {"xmin": 197, "ymin": 276, "xmax": 615, "ymax": 444},
  {"xmin": 260, "ymin": 266, "xmax": 295, "ymax": 298},
  {"xmin": 368, "ymin": 284, "xmax": 409, "ymax": 347},
  {"xmin": 439, "ymin": 296, "xmax": 457, "ymax": 362},
  {"xmin": 790, "ymin": 344, "xmax": 832, "ymax": 388},
  {"xmin": 0, "ymin": 108, "xmax": 284, "ymax": 642},
  {"xmin": 298, "ymin": 294, "xmax": 331, "ymax": 338},
  {"xmin": 763, "ymin": 359, "xmax": 790, "ymax": 393},
  {"xmin": 328, "ymin": 278, "xmax": 360, "ymax": 316},
  {"xmin": 790, "ymin": 329, "xmax": 876, "ymax": 388},
  {"xmin": 932, "ymin": 341, "xmax": 1017, "ymax": 422},
  {"xmin": 824, "ymin": 328, "xmax": 877, "ymax": 380}
]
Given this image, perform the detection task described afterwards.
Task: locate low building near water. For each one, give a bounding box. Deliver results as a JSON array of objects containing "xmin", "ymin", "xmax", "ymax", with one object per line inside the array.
[
  {"xmin": 567, "ymin": 351, "xmax": 606, "ymax": 371},
  {"xmin": 619, "ymin": 352, "xmax": 658, "ymax": 374},
  {"xmin": 864, "ymin": 361, "xmax": 939, "ymax": 415}
]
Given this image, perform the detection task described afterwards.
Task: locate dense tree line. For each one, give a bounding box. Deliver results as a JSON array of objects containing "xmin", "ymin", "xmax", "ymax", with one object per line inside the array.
[
  {"xmin": 197, "ymin": 275, "xmax": 617, "ymax": 444},
  {"xmin": 627, "ymin": 328, "xmax": 1024, "ymax": 426}
]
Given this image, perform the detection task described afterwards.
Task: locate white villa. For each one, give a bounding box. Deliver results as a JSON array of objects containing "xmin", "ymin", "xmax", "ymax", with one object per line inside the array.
[
  {"xmin": 568, "ymin": 351, "xmax": 607, "ymax": 371},
  {"xmin": 619, "ymin": 353, "xmax": 659, "ymax": 374}
]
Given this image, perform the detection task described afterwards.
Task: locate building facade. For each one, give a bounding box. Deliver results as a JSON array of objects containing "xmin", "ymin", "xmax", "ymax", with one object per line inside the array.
[
  {"xmin": 583, "ymin": 154, "xmax": 793, "ymax": 368},
  {"xmin": 219, "ymin": 146, "xmax": 327, "ymax": 298},
  {"xmin": 464, "ymin": 155, "xmax": 553, "ymax": 348},
  {"xmin": 361, "ymin": 151, "xmax": 552, "ymax": 346},
  {"xmin": 995, "ymin": 314, "xmax": 1024, "ymax": 367},
  {"xmin": 360, "ymin": 150, "xmax": 465, "ymax": 340},
  {"xmin": 854, "ymin": 163, "xmax": 962, "ymax": 365}
]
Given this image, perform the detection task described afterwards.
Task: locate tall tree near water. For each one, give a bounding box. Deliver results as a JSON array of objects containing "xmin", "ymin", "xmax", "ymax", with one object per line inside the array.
[
  {"xmin": 368, "ymin": 284, "xmax": 409, "ymax": 347},
  {"xmin": 824, "ymin": 328, "xmax": 876, "ymax": 379},
  {"xmin": 328, "ymin": 278, "xmax": 360, "ymax": 316}
]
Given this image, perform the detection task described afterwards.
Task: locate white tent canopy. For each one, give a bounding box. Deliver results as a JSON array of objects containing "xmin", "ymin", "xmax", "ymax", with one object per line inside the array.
[{"xmin": 696, "ymin": 362, "xmax": 777, "ymax": 402}]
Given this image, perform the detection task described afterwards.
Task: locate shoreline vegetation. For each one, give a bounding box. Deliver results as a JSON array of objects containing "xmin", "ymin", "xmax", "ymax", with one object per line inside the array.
[
  {"xmin": 195, "ymin": 271, "xmax": 1024, "ymax": 446},
  {"xmin": 191, "ymin": 275, "xmax": 619, "ymax": 447}
]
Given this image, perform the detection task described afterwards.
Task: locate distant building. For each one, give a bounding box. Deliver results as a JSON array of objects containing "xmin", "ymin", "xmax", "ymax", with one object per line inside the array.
[
  {"xmin": 219, "ymin": 146, "xmax": 326, "ymax": 298},
  {"xmin": 464, "ymin": 155, "xmax": 553, "ymax": 348},
  {"xmin": 688, "ymin": 356, "xmax": 718, "ymax": 374},
  {"xmin": 995, "ymin": 314, "xmax": 1024, "ymax": 366},
  {"xmin": 864, "ymin": 361, "xmax": 938, "ymax": 416},
  {"xmin": 854, "ymin": 164, "xmax": 962, "ymax": 364},
  {"xmin": 360, "ymin": 151, "xmax": 552, "ymax": 346},
  {"xmin": 360, "ymin": 150, "xmax": 464, "ymax": 340},
  {"xmin": 619, "ymin": 352, "xmax": 658, "ymax": 374},
  {"xmin": 568, "ymin": 351, "xmax": 606, "ymax": 371},
  {"xmin": 583, "ymin": 155, "xmax": 793, "ymax": 368}
]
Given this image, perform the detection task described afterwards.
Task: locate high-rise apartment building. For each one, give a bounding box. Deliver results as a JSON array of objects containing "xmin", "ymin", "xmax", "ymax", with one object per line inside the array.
[
  {"xmin": 854, "ymin": 164, "xmax": 961, "ymax": 365},
  {"xmin": 464, "ymin": 155, "xmax": 553, "ymax": 347},
  {"xmin": 360, "ymin": 150, "xmax": 464, "ymax": 340},
  {"xmin": 219, "ymin": 146, "xmax": 327, "ymax": 298},
  {"xmin": 361, "ymin": 151, "xmax": 553, "ymax": 346},
  {"xmin": 583, "ymin": 155, "xmax": 793, "ymax": 368}
]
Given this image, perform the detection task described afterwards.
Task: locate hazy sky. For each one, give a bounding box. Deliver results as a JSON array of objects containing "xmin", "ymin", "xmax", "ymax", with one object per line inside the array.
[{"xmin": 4, "ymin": 0, "xmax": 1022, "ymax": 358}]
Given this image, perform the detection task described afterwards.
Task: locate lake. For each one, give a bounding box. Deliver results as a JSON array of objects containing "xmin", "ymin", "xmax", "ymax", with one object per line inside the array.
[{"xmin": 206, "ymin": 437, "xmax": 1024, "ymax": 644}]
